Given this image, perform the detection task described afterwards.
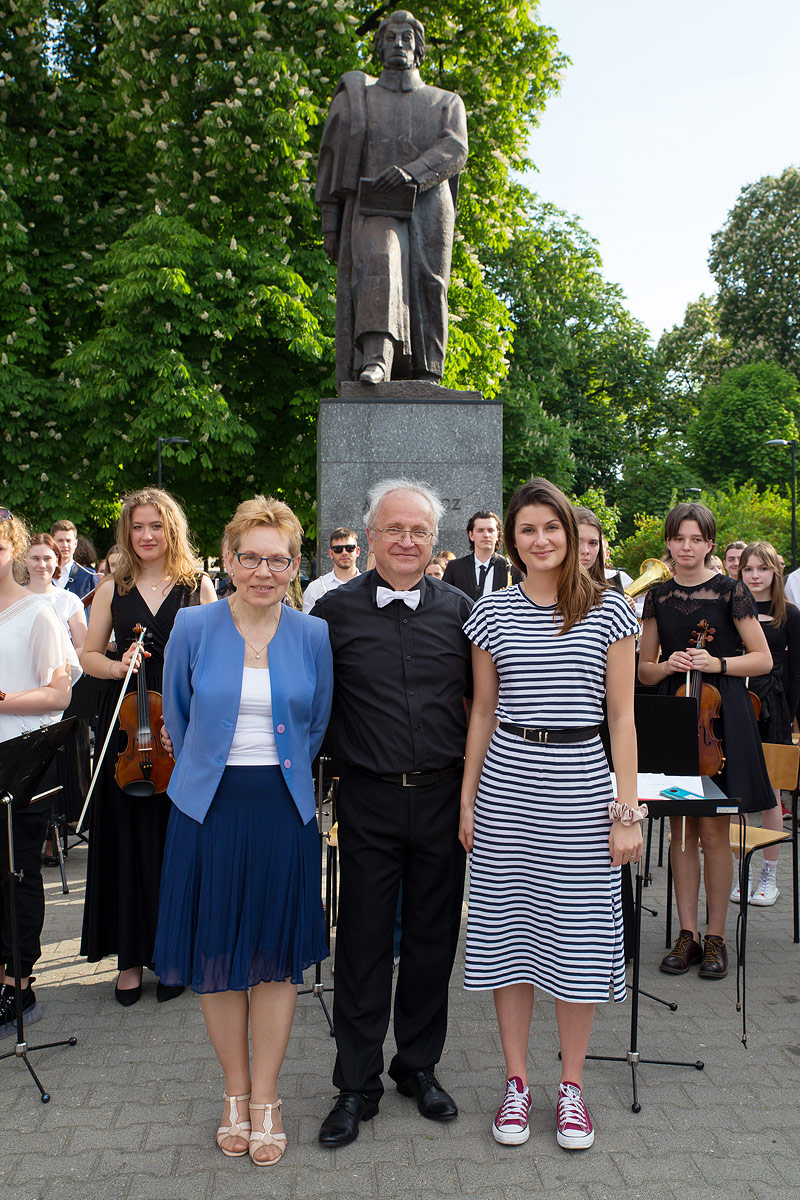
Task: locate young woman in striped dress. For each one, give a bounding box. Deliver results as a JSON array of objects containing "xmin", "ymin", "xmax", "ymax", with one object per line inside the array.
[{"xmin": 459, "ymin": 479, "xmax": 640, "ymax": 1152}]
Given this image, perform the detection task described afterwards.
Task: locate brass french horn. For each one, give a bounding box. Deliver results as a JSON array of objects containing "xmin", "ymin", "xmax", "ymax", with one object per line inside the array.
[{"xmin": 625, "ymin": 557, "xmax": 672, "ymax": 598}]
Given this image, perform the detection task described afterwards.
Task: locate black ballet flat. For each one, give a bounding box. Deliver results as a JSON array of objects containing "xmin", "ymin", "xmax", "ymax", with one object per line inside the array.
[
  {"xmin": 156, "ymin": 982, "xmax": 185, "ymax": 1004},
  {"xmin": 114, "ymin": 981, "xmax": 142, "ymax": 1007}
]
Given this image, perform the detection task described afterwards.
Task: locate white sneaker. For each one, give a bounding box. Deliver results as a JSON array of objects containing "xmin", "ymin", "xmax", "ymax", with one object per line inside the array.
[
  {"xmin": 749, "ymin": 866, "xmax": 779, "ymax": 906},
  {"xmin": 730, "ymin": 864, "xmax": 751, "ymax": 903}
]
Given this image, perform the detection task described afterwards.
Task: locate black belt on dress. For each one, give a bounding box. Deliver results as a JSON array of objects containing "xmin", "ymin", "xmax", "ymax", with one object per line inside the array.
[
  {"xmin": 353, "ymin": 762, "xmax": 464, "ymax": 788},
  {"xmin": 498, "ymin": 722, "xmax": 600, "ymax": 745}
]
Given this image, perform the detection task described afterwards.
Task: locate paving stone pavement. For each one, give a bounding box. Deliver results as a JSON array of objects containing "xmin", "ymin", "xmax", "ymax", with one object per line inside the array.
[{"xmin": 1, "ymin": 842, "xmax": 799, "ymax": 1200}]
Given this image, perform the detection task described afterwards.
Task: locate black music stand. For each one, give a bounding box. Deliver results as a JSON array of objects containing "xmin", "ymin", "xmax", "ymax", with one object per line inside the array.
[
  {"xmin": 298, "ymin": 755, "xmax": 335, "ymax": 1035},
  {"xmin": 0, "ymin": 721, "xmax": 78, "ymax": 1102},
  {"xmin": 590, "ymin": 694, "xmax": 715, "ymax": 1111}
]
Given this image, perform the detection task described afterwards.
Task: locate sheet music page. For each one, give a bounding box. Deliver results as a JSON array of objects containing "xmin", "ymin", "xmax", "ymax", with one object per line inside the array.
[{"xmin": 609, "ymin": 773, "xmax": 705, "ymax": 800}]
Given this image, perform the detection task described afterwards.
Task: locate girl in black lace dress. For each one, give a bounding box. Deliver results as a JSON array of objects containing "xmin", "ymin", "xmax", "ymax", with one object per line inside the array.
[
  {"xmin": 79, "ymin": 489, "xmax": 216, "ymax": 1005},
  {"xmin": 737, "ymin": 541, "xmax": 800, "ymax": 905},
  {"xmin": 638, "ymin": 503, "xmax": 773, "ymax": 981}
]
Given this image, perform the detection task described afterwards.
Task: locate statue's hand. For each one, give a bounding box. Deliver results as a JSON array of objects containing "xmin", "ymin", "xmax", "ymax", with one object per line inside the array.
[
  {"xmin": 323, "ymin": 231, "xmax": 339, "ymax": 262},
  {"xmin": 372, "ymin": 164, "xmax": 414, "ymax": 192}
]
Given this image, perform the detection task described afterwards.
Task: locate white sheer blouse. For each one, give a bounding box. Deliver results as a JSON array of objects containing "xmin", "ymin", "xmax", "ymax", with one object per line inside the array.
[{"xmin": 0, "ymin": 595, "xmax": 82, "ymax": 743}]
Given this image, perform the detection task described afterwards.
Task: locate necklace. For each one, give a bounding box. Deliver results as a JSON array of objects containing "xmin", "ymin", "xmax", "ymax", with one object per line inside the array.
[
  {"xmin": 229, "ymin": 600, "xmax": 281, "ymax": 659},
  {"xmin": 139, "ymin": 575, "xmax": 170, "ymax": 593}
]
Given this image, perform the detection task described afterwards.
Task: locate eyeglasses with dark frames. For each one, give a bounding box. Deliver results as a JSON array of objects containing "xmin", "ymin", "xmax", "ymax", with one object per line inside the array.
[
  {"xmin": 235, "ymin": 551, "xmax": 294, "ymax": 572},
  {"xmin": 330, "ymin": 544, "xmax": 357, "ymax": 554}
]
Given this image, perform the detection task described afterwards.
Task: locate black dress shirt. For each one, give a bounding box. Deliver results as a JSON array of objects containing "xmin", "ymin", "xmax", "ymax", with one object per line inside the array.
[{"xmin": 312, "ymin": 570, "xmax": 474, "ymax": 775}]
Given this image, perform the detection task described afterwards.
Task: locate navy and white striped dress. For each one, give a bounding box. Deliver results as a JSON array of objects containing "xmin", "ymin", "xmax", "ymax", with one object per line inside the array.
[{"xmin": 463, "ymin": 584, "xmax": 638, "ymax": 1003}]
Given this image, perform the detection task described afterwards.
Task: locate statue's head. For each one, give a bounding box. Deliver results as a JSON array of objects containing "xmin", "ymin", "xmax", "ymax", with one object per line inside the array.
[{"xmin": 376, "ymin": 10, "xmax": 425, "ymax": 69}]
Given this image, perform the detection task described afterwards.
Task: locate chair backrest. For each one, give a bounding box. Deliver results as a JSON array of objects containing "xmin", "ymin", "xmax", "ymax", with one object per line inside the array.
[{"xmin": 762, "ymin": 742, "xmax": 800, "ymax": 792}]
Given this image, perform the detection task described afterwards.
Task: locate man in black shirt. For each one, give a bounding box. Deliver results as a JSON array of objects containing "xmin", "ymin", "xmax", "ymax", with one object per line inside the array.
[{"xmin": 313, "ymin": 479, "xmax": 473, "ymax": 1147}]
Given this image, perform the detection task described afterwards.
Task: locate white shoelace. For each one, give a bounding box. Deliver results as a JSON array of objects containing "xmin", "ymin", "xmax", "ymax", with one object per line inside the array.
[
  {"xmin": 497, "ymin": 1080, "xmax": 530, "ymax": 1126},
  {"xmin": 558, "ymin": 1083, "xmax": 589, "ymax": 1131}
]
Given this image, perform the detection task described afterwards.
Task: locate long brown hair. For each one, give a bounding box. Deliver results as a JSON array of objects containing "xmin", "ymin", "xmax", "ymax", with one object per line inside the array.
[
  {"xmin": 504, "ymin": 479, "xmax": 604, "ymax": 634},
  {"xmin": 573, "ymin": 506, "xmax": 607, "ymax": 587},
  {"xmin": 114, "ymin": 488, "xmax": 200, "ymax": 595},
  {"xmin": 740, "ymin": 541, "xmax": 787, "ymax": 628}
]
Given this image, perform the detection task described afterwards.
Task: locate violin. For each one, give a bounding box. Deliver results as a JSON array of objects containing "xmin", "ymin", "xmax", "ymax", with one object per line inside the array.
[
  {"xmin": 744, "ymin": 678, "xmax": 762, "ymax": 722},
  {"xmin": 114, "ymin": 624, "xmax": 173, "ymax": 798},
  {"xmin": 676, "ymin": 619, "xmax": 725, "ymax": 777}
]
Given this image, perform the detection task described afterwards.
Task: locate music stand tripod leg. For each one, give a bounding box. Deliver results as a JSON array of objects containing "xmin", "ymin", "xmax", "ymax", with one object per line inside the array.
[
  {"xmin": 584, "ymin": 856, "xmax": 705, "ymax": 1111},
  {"xmin": 297, "ymin": 758, "xmax": 334, "ymax": 1035},
  {"xmin": 0, "ymin": 793, "xmax": 78, "ymax": 1102}
]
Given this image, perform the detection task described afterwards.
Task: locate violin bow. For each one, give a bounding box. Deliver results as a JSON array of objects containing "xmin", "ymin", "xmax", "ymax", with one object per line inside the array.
[{"xmin": 75, "ymin": 625, "xmax": 147, "ymax": 835}]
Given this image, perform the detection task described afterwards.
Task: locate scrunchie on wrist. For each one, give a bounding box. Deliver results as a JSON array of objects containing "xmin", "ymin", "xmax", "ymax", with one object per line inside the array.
[{"xmin": 608, "ymin": 801, "xmax": 648, "ymax": 826}]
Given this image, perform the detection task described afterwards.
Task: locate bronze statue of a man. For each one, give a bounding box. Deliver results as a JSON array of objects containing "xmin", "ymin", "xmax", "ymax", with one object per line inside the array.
[{"xmin": 316, "ymin": 10, "xmax": 468, "ymax": 387}]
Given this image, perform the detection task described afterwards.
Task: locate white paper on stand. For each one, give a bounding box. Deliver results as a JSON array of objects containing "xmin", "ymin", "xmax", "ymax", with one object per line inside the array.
[{"xmin": 609, "ymin": 773, "xmax": 705, "ymax": 801}]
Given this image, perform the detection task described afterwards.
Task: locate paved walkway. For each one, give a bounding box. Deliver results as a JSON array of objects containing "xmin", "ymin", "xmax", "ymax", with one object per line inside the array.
[{"xmin": 1, "ymin": 842, "xmax": 799, "ymax": 1200}]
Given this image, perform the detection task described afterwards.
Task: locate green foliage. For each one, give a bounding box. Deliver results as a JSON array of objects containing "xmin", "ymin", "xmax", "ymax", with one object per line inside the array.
[
  {"xmin": 614, "ymin": 481, "xmax": 793, "ymax": 577},
  {"xmin": 614, "ymin": 512, "xmax": 668, "ymax": 579},
  {"xmin": 0, "ymin": 0, "xmax": 565, "ymax": 549},
  {"xmin": 489, "ymin": 195, "xmax": 668, "ymax": 507},
  {"xmin": 710, "ymin": 167, "xmax": 800, "ymax": 378},
  {"xmin": 687, "ymin": 361, "xmax": 800, "ymax": 491},
  {"xmin": 657, "ymin": 295, "xmax": 732, "ymax": 405},
  {"xmin": 572, "ymin": 486, "xmax": 620, "ymax": 542}
]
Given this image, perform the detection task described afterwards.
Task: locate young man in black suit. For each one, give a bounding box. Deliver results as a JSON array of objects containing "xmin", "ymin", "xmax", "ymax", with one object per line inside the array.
[{"xmin": 442, "ymin": 510, "xmax": 521, "ymax": 600}]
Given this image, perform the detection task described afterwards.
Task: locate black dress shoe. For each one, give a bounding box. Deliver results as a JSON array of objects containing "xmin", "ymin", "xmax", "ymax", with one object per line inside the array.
[
  {"xmin": 114, "ymin": 982, "xmax": 142, "ymax": 1007},
  {"xmin": 396, "ymin": 1068, "xmax": 458, "ymax": 1121},
  {"xmin": 318, "ymin": 1092, "xmax": 379, "ymax": 1146},
  {"xmin": 156, "ymin": 982, "xmax": 185, "ymax": 1004}
]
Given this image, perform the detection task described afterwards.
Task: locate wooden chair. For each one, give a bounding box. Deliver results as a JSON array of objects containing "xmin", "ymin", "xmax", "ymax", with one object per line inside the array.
[{"xmin": 758, "ymin": 742, "xmax": 800, "ymax": 943}]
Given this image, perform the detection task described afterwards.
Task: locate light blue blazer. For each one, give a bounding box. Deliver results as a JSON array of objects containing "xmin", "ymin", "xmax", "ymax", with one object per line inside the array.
[{"xmin": 162, "ymin": 600, "xmax": 333, "ymax": 825}]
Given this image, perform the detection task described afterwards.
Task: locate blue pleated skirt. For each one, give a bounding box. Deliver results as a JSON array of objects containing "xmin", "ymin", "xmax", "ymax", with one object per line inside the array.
[{"xmin": 153, "ymin": 765, "xmax": 327, "ymax": 993}]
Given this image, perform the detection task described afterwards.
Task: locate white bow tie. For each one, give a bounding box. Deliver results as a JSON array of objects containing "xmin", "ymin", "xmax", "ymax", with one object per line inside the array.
[{"xmin": 376, "ymin": 586, "xmax": 420, "ymax": 610}]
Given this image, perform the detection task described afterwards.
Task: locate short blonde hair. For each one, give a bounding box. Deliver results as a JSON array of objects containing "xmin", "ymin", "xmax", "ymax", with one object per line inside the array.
[{"xmin": 224, "ymin": 495, "xmax": 303, "ymax": 559}]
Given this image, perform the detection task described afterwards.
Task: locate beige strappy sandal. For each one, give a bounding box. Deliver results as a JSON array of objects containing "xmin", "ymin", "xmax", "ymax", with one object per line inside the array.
[
  {"xmin": 248, "ymin": 1099, "xmax": 287, "ymax": 1167},
  {"xmin": 216, "ymin": 1092, "xmax": 251, "ymax": 1158}
]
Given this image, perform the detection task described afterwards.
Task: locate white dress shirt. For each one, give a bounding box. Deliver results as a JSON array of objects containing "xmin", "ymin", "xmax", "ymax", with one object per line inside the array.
[
  {"xmin": 473, "ymin": 554, "xmax": 495, "ymax": 598},
  {"xmin": 302, "ymin": 568, "xmax": 359, "ymax": 614}
]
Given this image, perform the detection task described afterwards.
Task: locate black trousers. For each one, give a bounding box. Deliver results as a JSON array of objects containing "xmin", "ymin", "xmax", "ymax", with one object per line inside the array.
[
  {"xmin": 332, "ymin": 767, "xmax": 466, "ymax": 1101},
  {"xmin": 0, "ymin": 778, "xmax": 50, "ymax": 979}
]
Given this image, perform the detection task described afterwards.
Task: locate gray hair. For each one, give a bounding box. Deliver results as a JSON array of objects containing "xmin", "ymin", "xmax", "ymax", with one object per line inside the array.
[{"xmin": 363, "ymin": 478, "xmax": 445, "ymax": 541}]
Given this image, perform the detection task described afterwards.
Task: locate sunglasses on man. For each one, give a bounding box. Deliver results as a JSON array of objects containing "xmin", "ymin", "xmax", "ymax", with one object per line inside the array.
[{"xmin": 330, "ymin": 544, "xmax": 357, "ymax": 554}]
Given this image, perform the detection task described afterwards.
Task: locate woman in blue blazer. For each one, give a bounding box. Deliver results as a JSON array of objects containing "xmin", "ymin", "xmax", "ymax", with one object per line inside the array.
[{"xmin": 154, "ymin": 496, "xmax": 333, "ymax": 1168}]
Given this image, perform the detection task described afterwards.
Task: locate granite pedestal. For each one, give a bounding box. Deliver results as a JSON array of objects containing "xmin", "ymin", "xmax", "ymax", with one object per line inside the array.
[{"xmin": 317, "ymin": 382, "xmax": 502, "ymax": 560}]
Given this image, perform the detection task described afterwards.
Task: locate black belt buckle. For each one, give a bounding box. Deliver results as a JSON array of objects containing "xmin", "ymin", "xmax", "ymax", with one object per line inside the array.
[{"xmin": 523, "ymin": 727, "xmax": 548, "ymax": 744}]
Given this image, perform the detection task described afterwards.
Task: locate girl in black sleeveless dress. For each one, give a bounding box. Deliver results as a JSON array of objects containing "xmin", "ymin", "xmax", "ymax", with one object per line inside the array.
[{"xmin": 79, "ymin": 488, "xmax": 215, "ymax": 1004}]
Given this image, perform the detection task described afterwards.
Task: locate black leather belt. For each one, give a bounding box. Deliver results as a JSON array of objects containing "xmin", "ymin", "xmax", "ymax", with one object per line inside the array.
[
  {"xmin": 498, "ymin": 722, "xmax": 600, "ymax": 745},
  {"xmin": 355, "ymin": 763, "xmax": 464, "ymax": 788}
]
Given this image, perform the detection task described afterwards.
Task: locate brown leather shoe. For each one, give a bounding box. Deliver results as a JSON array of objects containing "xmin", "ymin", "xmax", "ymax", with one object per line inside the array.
[
  {"xmin": 699, "ymin": 934, "xmax": 728, "ymax": 980},
  {"xmin": 660, "ymin": 929, "xmax": 703, "ymax": 974}
]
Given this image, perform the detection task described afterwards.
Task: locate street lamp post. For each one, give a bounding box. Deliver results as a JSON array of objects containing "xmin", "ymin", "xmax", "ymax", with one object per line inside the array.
[
  {"xmin": 157, "ymin": 437, "xmax": 189, "ymax": 489},
  {"xmin": 765, "ymin": 438, "xmax": 797, "ymax": 571}
]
